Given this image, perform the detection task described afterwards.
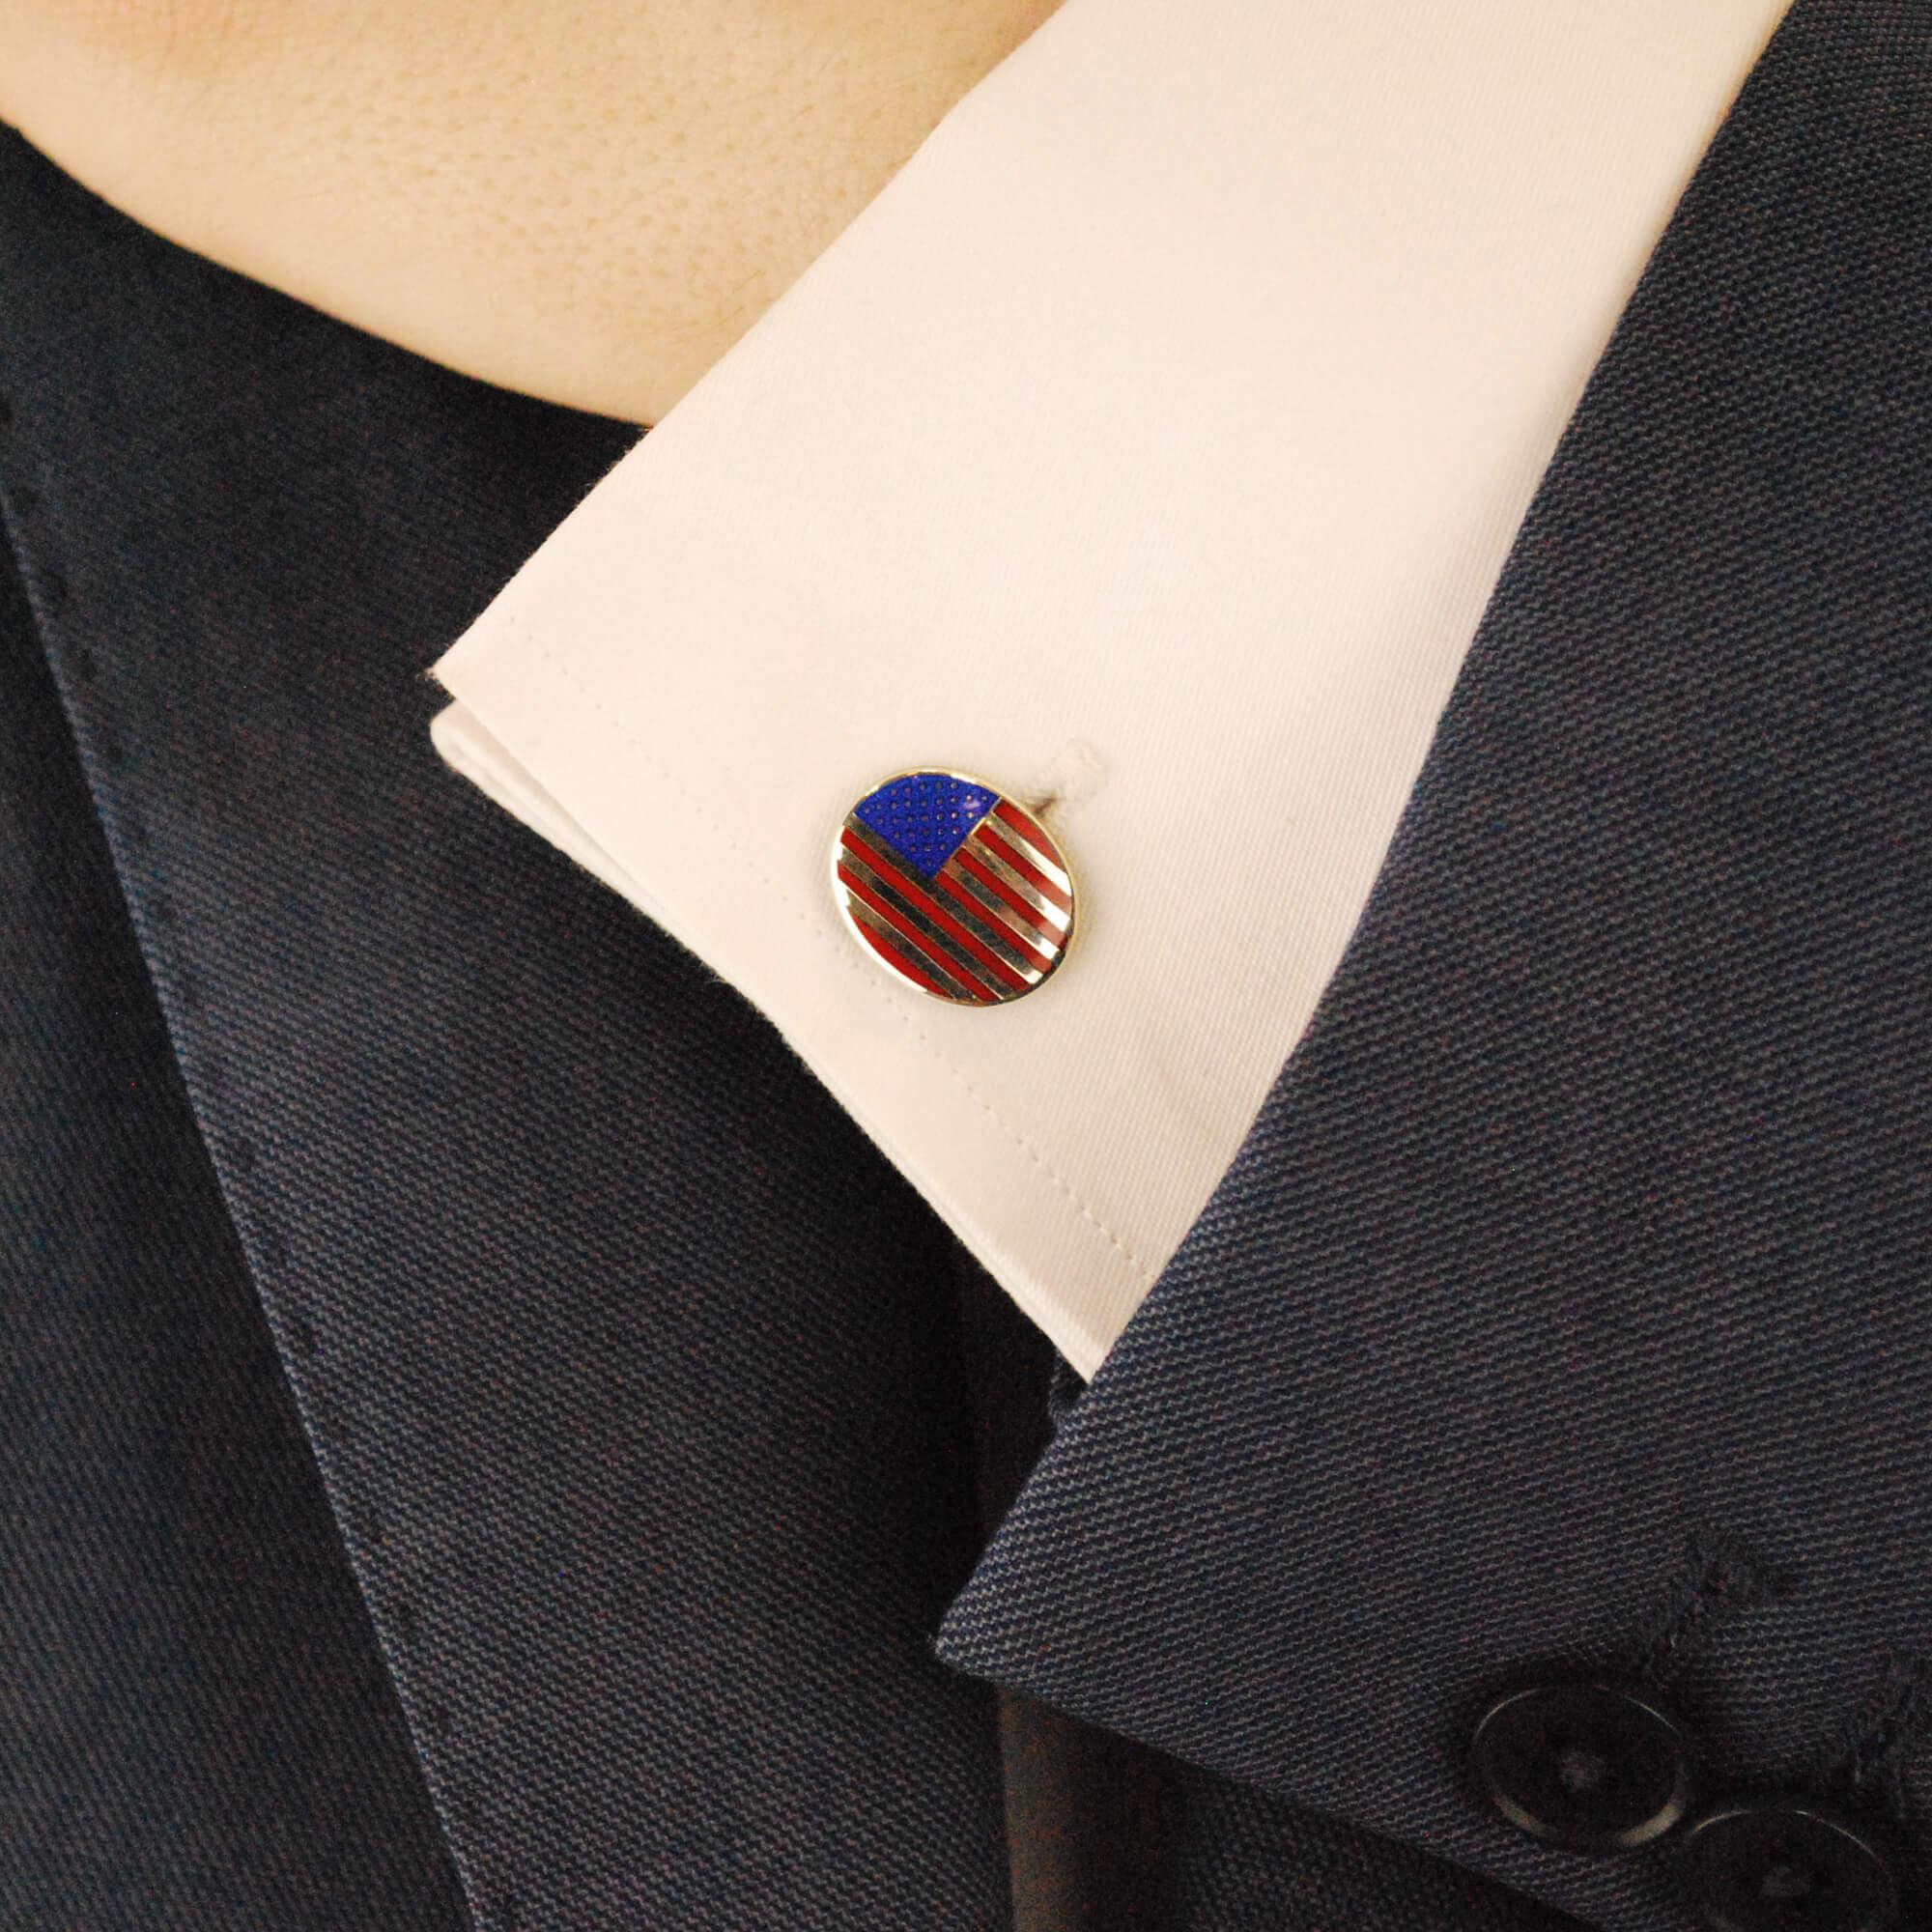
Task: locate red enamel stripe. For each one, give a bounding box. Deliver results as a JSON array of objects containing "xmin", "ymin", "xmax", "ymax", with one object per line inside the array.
[
  {"xmin": 986, "ymin": 807, "xmax": 1073, "ymax": 909},
  {"xmin": 977, "ymin": 827, "xmax": 1072, "ymax": 912},
  {"xmin": 838, "ymin": 830, "xmax": 1031, "ymax": 994},
  {"xmin": 952, "ymin": 846, "xmax": 1061, "ymax": 948},
  {"xmin": 849, "ymin": 916, "xmax": 955, "ymax": 1000},
  {"xmin": 937, "ymin": 864, "xmax": 1058, "ymax": 972},
  {"xmin": 837, "ymin": 862, "xmax": 997, "ymax": 1003}
]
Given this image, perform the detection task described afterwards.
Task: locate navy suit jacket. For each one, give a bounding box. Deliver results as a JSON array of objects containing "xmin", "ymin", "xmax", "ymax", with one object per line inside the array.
[{"xmin": 3, "ymin": 3, "xmax": 1928, "ymax": 1927}]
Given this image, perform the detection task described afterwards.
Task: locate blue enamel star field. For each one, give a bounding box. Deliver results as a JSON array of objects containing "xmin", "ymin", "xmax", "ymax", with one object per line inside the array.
[{"xmin": 850, "ymin": 771, "xmax": 1001, "ymax": 879}]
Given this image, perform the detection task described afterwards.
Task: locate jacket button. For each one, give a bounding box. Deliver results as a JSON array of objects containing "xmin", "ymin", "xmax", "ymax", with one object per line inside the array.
[
  {"xmin": 1680, "ymin": 1801, "xmax": 1897, "ymax": 1932},
  {"xmin": 1469, "ymin": 1682, "xmax": 1692, "ymax": 1853}
]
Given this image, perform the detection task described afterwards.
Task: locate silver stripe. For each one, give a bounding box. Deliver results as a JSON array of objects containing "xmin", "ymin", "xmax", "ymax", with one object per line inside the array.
[
  {"xmin": 963, "ymin": 833, "xmax": 1072, "ymax": 935},
  {"xmin": 838, "ymin": 850, "xmax": 1018, "ymax": 994},
  {"xmin": 986, "ymin": 810, "xmax": 1072, "ymax": 895},
  {"xmin": 840, "ymin": 817, "xmax": 941, "ymax": 890},
  {"xmin": 841, "ymin": 822, "xmax": 1045, "ymax": 983},
  {"xmin": 842, "ymin": 895, "xmax": 980, "ymax": 1000},
  {"xmin": 926, "ymin": 868, "xmax": 1054, "ymax": 978},
  {"xmin": 944, "ymin": 862, "xmax": 1065, "ymax": 963}
]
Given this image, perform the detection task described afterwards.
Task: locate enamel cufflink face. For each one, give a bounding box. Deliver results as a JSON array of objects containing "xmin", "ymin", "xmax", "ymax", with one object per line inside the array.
[{"xmin": 832, "ymin": 769, "xmax": 1075, "ymax": 1005}]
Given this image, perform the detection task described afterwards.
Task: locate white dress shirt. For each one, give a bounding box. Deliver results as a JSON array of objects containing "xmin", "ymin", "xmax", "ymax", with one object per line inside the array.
[{"xmin": 431, "ymin": 0, "xmax": 1788, "ymax": 1378}]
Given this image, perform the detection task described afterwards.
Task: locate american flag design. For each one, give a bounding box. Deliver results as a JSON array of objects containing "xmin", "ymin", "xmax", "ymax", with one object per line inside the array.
[{"xmin": 832, "ymin": 770, "xmax": 1076, "ymax": 1006}]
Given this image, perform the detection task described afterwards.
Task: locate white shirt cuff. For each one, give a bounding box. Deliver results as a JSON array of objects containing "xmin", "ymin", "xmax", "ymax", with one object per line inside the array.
[{"xmin": 430, "ymin": 0, "xmax": 1785, "ymax": 1377}]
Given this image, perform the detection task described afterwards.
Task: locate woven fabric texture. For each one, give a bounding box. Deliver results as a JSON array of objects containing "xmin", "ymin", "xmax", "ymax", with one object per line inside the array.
[
  {"xmin": 952, "ymin": 1253, "xmax": 1585, "ymax": 1931},
  {"xmin": 0, "ymin": 482, "xmax": 473, "ymax": 1932}
]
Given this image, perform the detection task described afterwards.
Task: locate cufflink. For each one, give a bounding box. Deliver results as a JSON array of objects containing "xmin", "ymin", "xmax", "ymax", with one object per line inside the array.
[{"xmin": 832, "ymin": 769, "xmax": 1075, "ymax": 1005}]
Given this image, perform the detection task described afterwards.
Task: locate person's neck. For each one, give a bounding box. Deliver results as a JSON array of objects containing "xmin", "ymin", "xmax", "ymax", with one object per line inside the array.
[
  {"xmin": 0, "ymin": 0, "xmax": 1066, "ymax": 425},
  {"xmin": 628, "ymin": 0, "xmax": 1068, "ymax": 424}
]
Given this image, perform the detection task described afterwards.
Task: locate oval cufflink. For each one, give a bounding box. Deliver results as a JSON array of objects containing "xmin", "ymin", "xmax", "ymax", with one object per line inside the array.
[{"xmin": 831, "ymin": 768, "xmax": 1075, "ymax": 1006}]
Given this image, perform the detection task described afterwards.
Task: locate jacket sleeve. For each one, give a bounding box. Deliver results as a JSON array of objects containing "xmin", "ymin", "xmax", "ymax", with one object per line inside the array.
[{"xmin": 939, "ymin": 7, "xmax": 1932, "ymax": 1929}]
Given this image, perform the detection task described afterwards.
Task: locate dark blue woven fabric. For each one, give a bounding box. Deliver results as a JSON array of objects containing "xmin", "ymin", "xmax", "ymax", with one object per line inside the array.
[
  {"xmin": 0, "ymin": 483, "xmax": 473, "ymax": 1932},
  {"xmin": 0, "ymin": 130, "xmax": 1010, "ymax": 1929},
  {"xmin": 954, "ymin": 1253, "xmax": 1585, "ymax": 1930},
  {"xmin": 941, "ymin": 4, "xmax": 1932, "ymax": 1929}
]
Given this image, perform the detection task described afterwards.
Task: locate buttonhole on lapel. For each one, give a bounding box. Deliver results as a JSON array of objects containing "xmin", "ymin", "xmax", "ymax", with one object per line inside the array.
[
  {"xmin": 289, "ymin": 1314, "xmax": 320, "ymax": 1359},
  {"xmin": 1634, "ymin": 1529, "xmax": 1797, "ymax": 1691},
  {"xmin": 391, "ymin": 1597, "xmax": 420, "ymax": 1643},
  {"xmin": 226, "ymin": 1135, "xmax": 257, "ymax": 1174},
  {"xmin": 1813, "ymin": 1650, "xmax": 1932, "ymax": 1821},
  {"xmin": 34, "ymin": 564, "xmax": 67, "ymax": 613}
]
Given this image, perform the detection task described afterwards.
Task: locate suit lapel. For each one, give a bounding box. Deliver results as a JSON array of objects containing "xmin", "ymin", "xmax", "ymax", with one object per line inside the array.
[{"xmin": 0, "ymin": 130, "xmax": 1010, "ymax": 1930}]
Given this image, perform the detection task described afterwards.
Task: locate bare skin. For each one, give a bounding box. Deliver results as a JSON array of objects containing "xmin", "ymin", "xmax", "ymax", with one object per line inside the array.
[{"xmin": 0, "ymin": 0, "xmax": 1063, "ymax": 425}]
